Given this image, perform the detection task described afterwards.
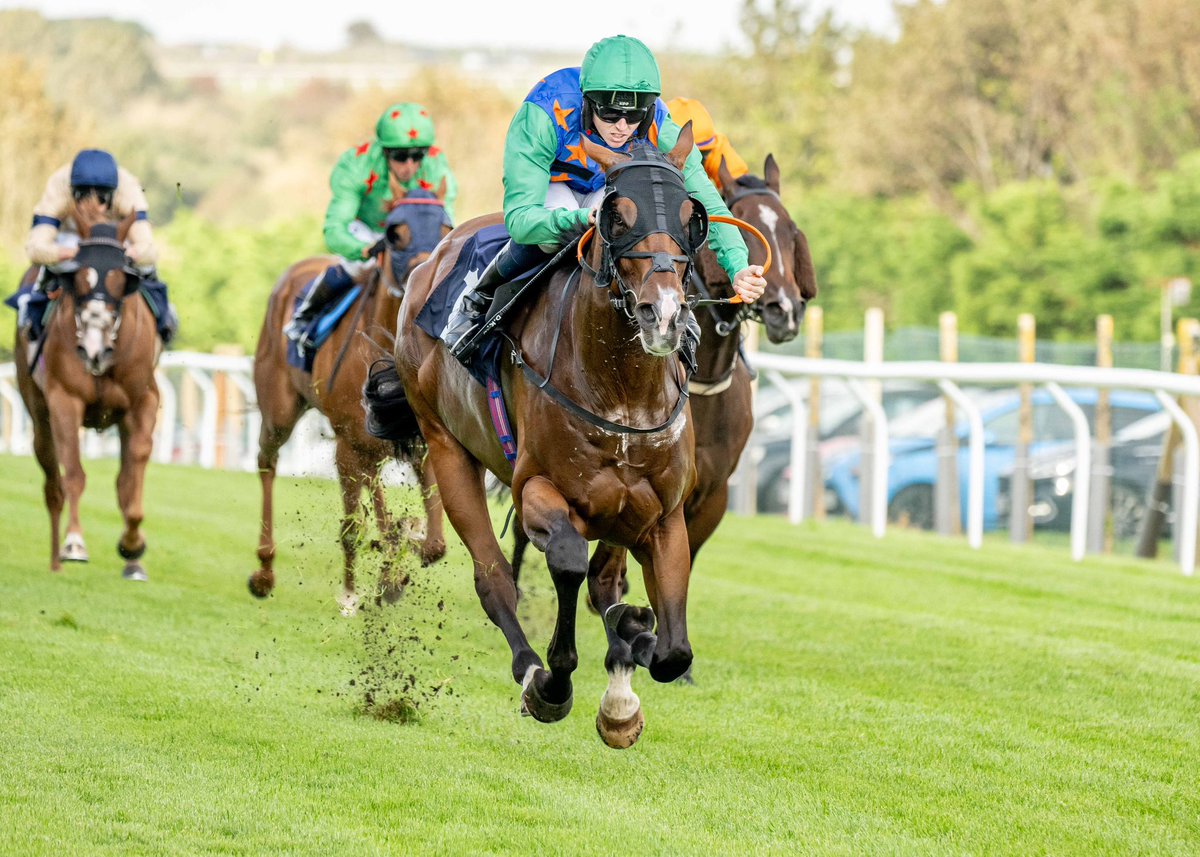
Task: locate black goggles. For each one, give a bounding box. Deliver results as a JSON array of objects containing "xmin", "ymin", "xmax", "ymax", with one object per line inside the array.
[
  {"xmin": 590, "ymin": 101, "xmax": 649, "ymax": 126},
  {"xmin": 72, "ymin": 186, "xmax": 114, "ymax": 206},
  {"xmin": 386, "ymin": 147, "xmax": 428, "ymax": 163}
]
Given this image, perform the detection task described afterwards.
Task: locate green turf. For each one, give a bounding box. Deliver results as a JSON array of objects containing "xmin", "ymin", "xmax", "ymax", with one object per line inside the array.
[{"xmin": 2, "ymin": 453, "xmax": 1199, "ymax": 855}]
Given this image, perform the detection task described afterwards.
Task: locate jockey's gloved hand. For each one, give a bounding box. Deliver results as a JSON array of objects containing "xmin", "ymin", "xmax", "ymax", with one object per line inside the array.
[{"xmin": 364, "ymin": 238, "xmax": 388, "ymax": 259}]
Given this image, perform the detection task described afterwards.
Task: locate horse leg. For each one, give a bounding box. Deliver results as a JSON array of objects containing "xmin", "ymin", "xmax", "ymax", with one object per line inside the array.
[
  {"xmin": 333, "ymin": 438, "xmax": 370, "ymax": 615},
  {"xmin": 366, "ymin": 468, "xmax": 408, "ymax": 606},
  {"xmin": 518, "ymin": 474, "xmax": 588, "ymax": 723},
  {"xmin": 115, "ymin": 393, "xmax": 157, "ymax": 581},
  {"xmin": 249, "ymin": 394, "xmax": 304, "ymax": 598},
  {"xmin": 413, "ymin": 450, "xmax": 446, "ymax": 566},
  {"xmin": 631, "ymin": 505, "xmax": 693, "ymax": 684},
  {"xmin": 46, "ymin": 393, "xmax": 88, "ymax": 565},
  {"xmin": 684, "ymin": 482, "xmax": 728, "ymax": 568},
  {"xmin": 590, "ymin": 544, "xmax": 655, "ymax": 748},
  {"xmin": 27, "ymin": 390, "xmax": 64, "ymax": 571},
  {"xmin": 422, "ymin": 428, "xmax": 543, "ymax": 691},
  {"xmin": 586, "ymin": 543, "xmax": 632, "ymax": 615},
  {"xmin": 510, "ymin": 521, "xmax": 528, "ymax": 597}
]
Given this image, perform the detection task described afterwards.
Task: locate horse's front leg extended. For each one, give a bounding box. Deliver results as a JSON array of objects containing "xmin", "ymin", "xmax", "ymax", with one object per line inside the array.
[
  {"xmin": 519, "ymin": 474, "xmax": 587, "ymax": 723},
  {"xmin": 632, "ymin": 505, "xmax": 693, "ymax": 683},
  {"xmin": 116, "ymin": 391, "xmax": 157, "ymax": 581},
  {"xmin": 46, "ymin": 390, "xmax": 88, "ymax": 564},
  {"xmin": 414, "ymin": 449, "xmax": 446, "ymax": 566}
]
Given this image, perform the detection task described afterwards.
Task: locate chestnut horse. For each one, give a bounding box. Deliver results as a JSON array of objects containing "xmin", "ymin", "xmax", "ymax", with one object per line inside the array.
[
  {"xmin": 388, "ymin": 129, "xmax": 707, "ymax": 748},
  {"xmin": 513, "ymin": 155, "xmax": 817, "ymax": 598},
  {"xmin": 15, "ymin": 203, "xmax": 160, "ymax": 580},
  {"xmin": 249, "ymin": 188, "xmax": 451, "ymax": 613}
]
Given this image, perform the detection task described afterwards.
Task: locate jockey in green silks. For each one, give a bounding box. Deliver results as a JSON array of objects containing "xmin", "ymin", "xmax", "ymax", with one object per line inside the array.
[
  {"xmin": 286, "ymin": 102, "xmax": 458, "ymax": 354},
  {"xmin": 441, "ymin": 34, "xmax": 766, "ymax": 358}
]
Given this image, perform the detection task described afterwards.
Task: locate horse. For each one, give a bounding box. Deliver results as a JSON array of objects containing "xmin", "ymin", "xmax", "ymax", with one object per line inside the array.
[
  {"xmin": 15, "ymin": 202, "xmax": 161, "ymax": 580},
  {"xmin": 512, "ymin": 154, "xmax": 818, "ymax": 601},
  {"xmin": 384, "ymin": 127, "xmax": 709, "ymax": 748},
  {"xmin": 248, "ymin": 186, "xmax": 451, "ymax": 614}
]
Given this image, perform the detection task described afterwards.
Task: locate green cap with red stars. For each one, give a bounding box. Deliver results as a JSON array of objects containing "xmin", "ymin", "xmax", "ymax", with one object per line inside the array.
[{"xmin": 375, "ymin": 103, "xmax": 436, "ymax": 148}]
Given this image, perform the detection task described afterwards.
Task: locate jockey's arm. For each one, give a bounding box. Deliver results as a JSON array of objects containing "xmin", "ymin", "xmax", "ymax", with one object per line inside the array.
[
  {"xmin": 656, "ymin": 115, "xmax": 749, "ymax": 283},
  {"xmin": 501, "ymin": 103, "xmax": 591, "ymax": 246},
  {"xmin": 323, "ymin": 153, "xmax": 371, "ymax": 260},
  {"xmin": 116, "ymin": 169, "xmax": 157, "ymax": 267},
  {"xmin": 25, "ymin": 165, "xmax": 73, "ymax": 266}
]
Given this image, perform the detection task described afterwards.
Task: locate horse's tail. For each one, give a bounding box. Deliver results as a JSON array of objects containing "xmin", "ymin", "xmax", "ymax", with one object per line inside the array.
[{"xmin": 362, "ymin": 356, "xmax": 424, "ymax": 458}]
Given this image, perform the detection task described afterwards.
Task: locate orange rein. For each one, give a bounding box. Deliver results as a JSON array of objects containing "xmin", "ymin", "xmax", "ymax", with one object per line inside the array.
[{"xmin": 575, "ymin": 216, "xmax": 772, "ymax": 305}]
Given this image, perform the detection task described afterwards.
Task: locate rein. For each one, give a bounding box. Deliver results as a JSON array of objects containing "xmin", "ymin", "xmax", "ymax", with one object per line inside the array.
[{"xmin": 503, "ymin": 267, "xmax": 690, "ymax": 435}]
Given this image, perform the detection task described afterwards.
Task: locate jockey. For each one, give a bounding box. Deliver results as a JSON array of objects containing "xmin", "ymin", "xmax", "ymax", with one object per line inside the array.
[
  {"xmin": 665, "ymin": 97, "xmax": 749, "ymax": 191},
  {"xmin": 23, "ymin": 149, "xmax": 178, "ymax": 343},
  {"xmin": 285, "ymin": 102, "xmax": 458, "ymax": 355},
  {"xmin": 441, "ymin": 34, "xmax": 767, "ymax": 358}
]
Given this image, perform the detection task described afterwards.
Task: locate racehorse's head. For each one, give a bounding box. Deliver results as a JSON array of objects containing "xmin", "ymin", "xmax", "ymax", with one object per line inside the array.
[
  {"xmin": 65, "ymin": 206, "xmax": 140, "ymax": 375},
  {"xmin": 382, "ymin": 179, "xmax": 452, "ymax": 294},
  {"xmin": 718, "ymin": 155, "xmax": 817, "ymax": 344},
  {"xmin": 582, "ymin": 123, "xmax": 704, "ymax": 357}
]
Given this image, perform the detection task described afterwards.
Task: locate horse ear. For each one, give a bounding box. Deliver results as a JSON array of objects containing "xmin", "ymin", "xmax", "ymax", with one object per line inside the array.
[
  {"xmin": 717, "ymin": 156, "xmax": 735, "ymax": 198},
  {"xmin": 116, "ymin": 210, "xmax": 136, "ymax": 244},
  {"xmin": 666, "ymin": 120, "xmax": 694, "ymax": 172},
  {"xmin": 794, "ymin": 224, "xmax": 818, "ymax": 300},
  {"xmin": 581, "ymin": 134, "xmax": 630, "ymax": 174},
  {"xmin": 764, "ymin": 154, "xmax": 781, "ymax": 195}
]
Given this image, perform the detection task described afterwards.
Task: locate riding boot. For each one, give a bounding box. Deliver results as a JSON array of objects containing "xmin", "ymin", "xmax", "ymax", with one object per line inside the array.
[
  {"xmin": 442, "ymin": 240, "xmax": 549, "ymax": 360},
  {"xmin": 284, "ymin": 264, "xmax": 354, "ymax": 356}
]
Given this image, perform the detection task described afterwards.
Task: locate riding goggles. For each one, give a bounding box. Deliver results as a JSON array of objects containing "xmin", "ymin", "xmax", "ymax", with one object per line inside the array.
[
  {"xmin": 589, "ymin": 99, "xmax": 649, "ymax": 126},
  {"xmin": 385, "ymin": 147, "xmax": 428, "ymax": 163}
]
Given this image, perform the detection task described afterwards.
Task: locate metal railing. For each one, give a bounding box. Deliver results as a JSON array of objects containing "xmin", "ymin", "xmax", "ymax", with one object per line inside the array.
[{"xmin": 752, "ymin": 354, "xmax": 1200, "ymax": 576}]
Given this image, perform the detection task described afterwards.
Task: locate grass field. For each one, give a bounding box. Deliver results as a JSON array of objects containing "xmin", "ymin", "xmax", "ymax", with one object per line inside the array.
[{"xmin": 2, "ymin": 453, "xmax": 1199, "ymax": 855}]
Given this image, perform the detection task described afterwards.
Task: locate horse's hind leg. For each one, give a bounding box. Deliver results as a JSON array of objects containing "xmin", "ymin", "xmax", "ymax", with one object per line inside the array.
[
  {"xmin": 586, "ymin": 543, "xmax": 632, "ymax": 615},
  {"xmin": 632, "ymin": 506, "xmax": 693, "ymax": 684},
  {"xmin": 518, "ymin": 474, "xmax": 589, "ymax": 724},
  {"xmin": 332, "ymin": 439, "xmax": 373, "ymax": 615},
  {"xmin": 115, "ymin": 392, "xmax": 157, "ymax": 581},
  {"xmin": 249, "ymin": 394, "xmax": 304, "ymax": 599},
  {"xmin": 421, "ymin": 427, "xmax": 542, "ymax": 690},
  {"xmin": 413, "ymin": 450, "xmax": 446, "ymax": 566},
  {"xmin": 367, "ymin": 470, "xmax": 408, "ymax": 605}
]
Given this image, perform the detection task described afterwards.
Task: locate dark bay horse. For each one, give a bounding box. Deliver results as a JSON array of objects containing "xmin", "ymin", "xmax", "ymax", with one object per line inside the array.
[
  {"xmin": 249, "ymin": 187, "xmax": 451, "ymax": 614},
  {"xmin": 16, "ymin": 203, "xmax": 160, "ymax": 580},
  {"xmin": 388, "ymin": 129, "xmax": 706, "ymax": 748},
  {"xmin": 514, "ymin": 154, "xmax": 817, "ymax": 597}
]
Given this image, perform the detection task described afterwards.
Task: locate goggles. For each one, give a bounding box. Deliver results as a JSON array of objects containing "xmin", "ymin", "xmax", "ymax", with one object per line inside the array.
[
  {"xmin": 385, "ymin": 147, "xmax": 428, "ymax": 163},
  {"xmin": 589, "ymin": 99, "xmax": 649, "ymax": 126}
]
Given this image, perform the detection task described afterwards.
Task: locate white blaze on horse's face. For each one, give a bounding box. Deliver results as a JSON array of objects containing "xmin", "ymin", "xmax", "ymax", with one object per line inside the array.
[{"xmin": 76, "ymin": 269, "xmax": 120, "ymax": 375}]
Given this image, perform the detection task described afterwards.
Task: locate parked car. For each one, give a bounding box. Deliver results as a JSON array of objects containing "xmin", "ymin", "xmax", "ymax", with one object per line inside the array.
[
  {"xmin": 752, "ymin": 381, "xmax": 941, "ymax": 514},
  {"xmin": 997, "ymin": 410, "xmax": 1173, "ymax": 539},
  {"xmin": 822, "ymin": 388, "xmax": 1161, "ymax": 530}
]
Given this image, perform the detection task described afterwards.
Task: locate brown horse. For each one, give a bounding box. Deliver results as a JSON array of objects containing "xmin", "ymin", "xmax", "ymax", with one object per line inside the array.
[
  {"xmin": 387, "ymin": 129, "xmax": 705, "ymax": 748},
  {"xmin": 249, "ymin": 187, "xmax": 451, "ymax": 613},
  {"xmin": 16, "ymin": 203, "xmax": 160, "ymax": 579},
  {"xmin": 514, "ymin": 154, "xmax": 817, "ymax": 596}
]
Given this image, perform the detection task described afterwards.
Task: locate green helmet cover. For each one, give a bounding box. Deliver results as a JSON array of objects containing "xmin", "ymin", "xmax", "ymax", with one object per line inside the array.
[
  {"xmin": 580, "ymin": 35, "xmax": 661, "ymax": 96},
  {"xmin": 375, "ymin": 103, "xmax": 436, "ymax": 148}
]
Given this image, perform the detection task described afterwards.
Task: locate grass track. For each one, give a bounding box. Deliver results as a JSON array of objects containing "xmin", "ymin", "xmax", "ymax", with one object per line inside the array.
[{"xmin": 1, "ymin": 453, "xmax": 1199, "ymax": 855}]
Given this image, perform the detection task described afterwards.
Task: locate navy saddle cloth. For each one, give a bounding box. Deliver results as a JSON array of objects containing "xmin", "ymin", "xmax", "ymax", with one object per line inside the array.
[{"xmin": 415, "ymin": 223, "xmax": 541, "ymax": 386}]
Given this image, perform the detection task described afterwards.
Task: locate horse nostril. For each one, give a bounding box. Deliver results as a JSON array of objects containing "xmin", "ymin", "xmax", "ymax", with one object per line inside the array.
[
  {"xmin": 796, "ymin": 300, "xmax": 808, "ymax": 326},
  {"xmin": 636, "ymin": 304, "xmax": 660, "ymax": 327}
]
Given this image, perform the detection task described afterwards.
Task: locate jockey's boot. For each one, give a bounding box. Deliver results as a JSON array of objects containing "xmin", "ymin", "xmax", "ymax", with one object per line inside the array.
[
  {"xmin": 443, "ymin": 240, "xmax": 549, "ymax": 361},
  {"xmin": 284, "ymin": 264, "xmax": 354, "ymax": 356}
]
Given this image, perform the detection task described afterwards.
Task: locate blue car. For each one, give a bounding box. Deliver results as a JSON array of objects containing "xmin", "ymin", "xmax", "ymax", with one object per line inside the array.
[{"xmin": 824, "ymin": 388, "xmax": 1161, "ymax": 530}]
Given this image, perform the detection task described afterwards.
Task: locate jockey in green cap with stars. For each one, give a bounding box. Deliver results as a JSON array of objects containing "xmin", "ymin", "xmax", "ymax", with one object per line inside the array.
[
  {"xmin": 441, "ymin": 34, "xmax": 766, "ymax": 358},
  {"xmin": 286, "ymin": 102, "xmax": 458, "ymax": 354}
]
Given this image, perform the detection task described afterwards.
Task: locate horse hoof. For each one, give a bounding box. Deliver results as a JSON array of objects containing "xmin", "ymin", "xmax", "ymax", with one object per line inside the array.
[
  {"xmin": 122, "ymin": 564, "xmax": 148, "ymax": 582},
  {"xmin": 596, "ymin": 706, "xmax": 644, "ymax": 749},
  {"xmin": 247, "ymin": 574, "xmax": 273, "ymax": 599},
  {"xmin": 378, "ymin": 580, "xmax": 406, "ymax": 605},
  {"xmin": 420, "ymin": 540, "xmax": 446, "ymax": 567},
  {"xmin": 59, "ymin": 534, "xmax": 88, "ymax": 563},
  {"xmin": 338, "ymin": 589, "xmax": 359, "ymax": 617},
  {"xmin": 520, "ymin": 669, "xmax": 573, "ymax": 723}
]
